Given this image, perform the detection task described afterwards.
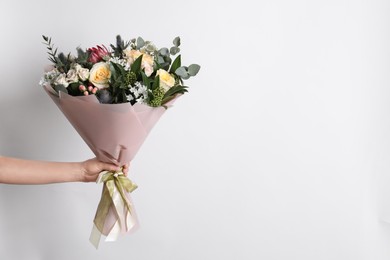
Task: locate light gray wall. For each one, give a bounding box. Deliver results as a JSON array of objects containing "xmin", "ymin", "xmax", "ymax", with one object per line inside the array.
[{"xmin": 1, "ymin": 0, "xmax": 390, "ymax": 259}]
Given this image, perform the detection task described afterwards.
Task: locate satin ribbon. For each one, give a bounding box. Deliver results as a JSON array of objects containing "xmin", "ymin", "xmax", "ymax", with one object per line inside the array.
[{"xmin": 90, "ymin": 170, "xmax": 138, "ymax": 248}]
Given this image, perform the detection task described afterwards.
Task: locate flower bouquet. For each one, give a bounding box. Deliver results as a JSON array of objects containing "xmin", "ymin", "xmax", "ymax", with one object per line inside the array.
[{"xmin": 39, "ymin": 35, "xmax": 200, "ymax": 248}]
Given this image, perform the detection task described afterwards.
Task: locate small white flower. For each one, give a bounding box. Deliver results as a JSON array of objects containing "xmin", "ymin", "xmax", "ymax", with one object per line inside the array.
[
  {"xmin": 127, "ymin": 95, "xmax": 134, "ymax": 102},
  {"xmin": 109, "ymin": 57, "xmax": 130, "ymax": 71},
  {"xmin": 128, "ymin": 81, "xmax": 149, "ymax": 104}
]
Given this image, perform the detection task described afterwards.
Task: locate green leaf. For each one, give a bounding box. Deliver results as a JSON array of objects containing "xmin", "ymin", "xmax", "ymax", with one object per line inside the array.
[
  {"xmin": 157, "ymin": 56, "xmax": 165, "ymax": 64},
  {"xmin": 175, "ymin": 66, "xmax": 190, "ymax": 79},
  {"xmin": 110, "ymin": 62, "xmax": 126, "ymax": 81},
  {"xmin": 154, "ymin": 60, "xmax": 162, "ymax": 71},
  {"xmin": 54, "ymin": 84, "xmax": 68, "ymax": 94},
  {"xmin": 163, "ymin": 85, "xmax": 188, "ymax": 98},
  {"xmin": 169, "ymin": 55, "xmax": 181, "ymax": 73},
  {"xmin": 152, "ymin": 75, "xmax": 160, "ymax": 90},
  {"xmin": 159, "ymin": 48, "xmax": 169, "ymax": 57},
  {"xmin": 170, "ymin": 46, "xmax": 180, "ymax": 55},
  {"xmin": 173, "ymin": 36, "xmax": 181, "ymax": 47},
  {"xmin": 188, "ymin": 64, "xmax": 201, "ymax": 76},
  {"xmin": 141, "ymin": 71, "xmax": 151, "ymax": 88},
  {"xmin": 131, "ymin": 54, "xmax": 143, "ymax": 74},
  {"xmin": 161, "ymin": 86, "xmax": 188, "ymax": 105},
  {"xmin": 137, "ymin": 37, "xmax": 145, "ymax": 49}
]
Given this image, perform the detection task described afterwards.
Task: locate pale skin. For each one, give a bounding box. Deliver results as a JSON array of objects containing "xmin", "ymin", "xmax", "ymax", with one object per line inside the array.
[{"xmin": 0, "ymin": 156, "xmax": 128, "ymax": 184}]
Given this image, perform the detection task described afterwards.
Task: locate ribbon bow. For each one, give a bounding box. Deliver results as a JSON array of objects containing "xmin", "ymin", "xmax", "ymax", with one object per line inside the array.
[{"xmin": 90, "ymin": 169, "xmax": 138, "ymax": 248}]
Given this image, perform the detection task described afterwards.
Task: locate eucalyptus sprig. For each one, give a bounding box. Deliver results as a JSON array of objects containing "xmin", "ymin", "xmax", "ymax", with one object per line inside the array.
[
  {"xmin": 42, "ymin": 35, "xmax": 72, "ymax": 73},
  {"xmin": 42, "ymin": 35, "xmax": 57, "ymax": 65}
]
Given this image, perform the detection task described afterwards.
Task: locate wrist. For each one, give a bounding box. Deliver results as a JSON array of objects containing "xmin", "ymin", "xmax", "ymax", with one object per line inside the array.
[{"xmin": 72, "ymin": 162, "xmax": 85, "ymax": 182}]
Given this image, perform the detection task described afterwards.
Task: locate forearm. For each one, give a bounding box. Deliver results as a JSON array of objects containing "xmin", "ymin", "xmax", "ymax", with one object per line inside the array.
[{"xmin": 0, "ymin": 156, "xmax": 83, "ymax": 184}]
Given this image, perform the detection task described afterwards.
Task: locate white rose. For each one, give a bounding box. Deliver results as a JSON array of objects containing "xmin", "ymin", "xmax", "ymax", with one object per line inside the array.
[
  {"xmin": 78, "ymin": 68, "xmax": 90, "ymax": 81},
  {"xmin": 73, "ymin": 64, "xmax": 90, "ymax": 81},
  {"xmin": 66, "ymin": 69, "xmax": 78, "ymax": 83},
  {"xmin": 54, "ymin": 73, "xmax": 69, "ymax": 87},
  {"xmin": 156, "ymin": 69, "xmax": 175, "ymax": 92}
]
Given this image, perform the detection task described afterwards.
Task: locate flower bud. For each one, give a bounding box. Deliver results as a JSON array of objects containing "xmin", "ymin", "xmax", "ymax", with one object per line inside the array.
[
  {"xmin": 79, "ymin": 85, "xmax": 86, "ymax": 91},
  {"xmin": 92, "ymin": 87, "xmax": 98, "ymax": 94},
  {"xmin": 83, "ymin": 91, "xmax": 89, "ymax": 96},
  {"xmin": 88, "ymin": 86, "xmax": 93, "ymax": 92}
]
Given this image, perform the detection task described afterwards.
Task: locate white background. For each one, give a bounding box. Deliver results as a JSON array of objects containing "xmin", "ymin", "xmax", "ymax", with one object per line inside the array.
[{"xmin": 1, "ymin": 0, "xmax": 390, "ymax": 259}]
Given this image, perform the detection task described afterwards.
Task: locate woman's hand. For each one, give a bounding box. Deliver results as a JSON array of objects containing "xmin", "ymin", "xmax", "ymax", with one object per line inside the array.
[{"xmin": 80, "ymin": 158, "xmax": 129, "ymax": 182}]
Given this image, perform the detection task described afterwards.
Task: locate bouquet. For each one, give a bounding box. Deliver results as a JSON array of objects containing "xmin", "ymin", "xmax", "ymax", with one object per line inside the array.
[{"xmin": 39, "ymin": 35, "xmax": 200, "ymax": 248}]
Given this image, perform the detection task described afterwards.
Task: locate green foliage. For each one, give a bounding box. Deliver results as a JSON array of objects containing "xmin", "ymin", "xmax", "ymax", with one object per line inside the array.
[
  {"xmin": 169, "ymin": 55, "xmax": 181, "ymax": 73},
  {"xmin": 149, "ymin": 87, "xmax": 165, "ymax": 107},
  {"xmin": 75, "ymin": 47, "xmax": 90, "ymax": 67},
  {"xmin": 54, "ymin": 84, "xmax": 68, "ymax": 94},
  {"xmin": 131, "ymin": 55, "xmax": 143, "ymax": 74},
  {"xmin": 110, "ymin": 35, "xmax": 129, "ymax": 59},
  {"xmin": 136, "ymin": 37, "xmax": 145, "ymax": 49},
  {"xmin": 161, "ymin": 85, "xmax": 188, "ymax": 105},
  {"xmin": 42, "ymin": 35, "xmax": 58, "ymax": 65},
  {"xmin": 174, "ymin": 64, "xmax": 200, "ymax": 80},
  {"xmin": 173, "ymin": 37, "xmax": 181, "ymax": 47},
  {"xmin": 170, "ymin": 46, "xmax": 180, "ymax": 55},
  {"xmin": 151, "ymin": 75, "xmax": 160, "ymax": 91},
  {"xmin": 141, "ymin": 71, "xmax": 151, "ymax": 88},
  {"xmin": 125, "ymin": 71, "xmax": 137, "ymax": 86},
  {"xmin": 67, "ymin": 82, "xmax": 82, "ymax": 96},
  {"xmin": 175, "ymin": 66, "xmax": 190, "ymax": 79},
  {"xmin": 188, "ymin": 64, "xmax": 201, "ymax": 76}
]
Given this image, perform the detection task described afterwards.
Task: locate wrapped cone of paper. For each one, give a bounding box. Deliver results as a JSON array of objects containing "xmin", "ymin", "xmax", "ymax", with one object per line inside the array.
[{"xmin": 43, "ymin": 85, "xmax": 176, "ymax": 248}]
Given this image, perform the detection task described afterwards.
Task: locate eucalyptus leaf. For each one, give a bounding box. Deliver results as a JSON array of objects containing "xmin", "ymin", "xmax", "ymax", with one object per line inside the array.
[
  {"xmin": 188, "ymin": 64, "xmax": 201, "ymax": 76},
  {"xmin": 175, "ymin": 67, "xmax": 190, "ymax": 79},
  {"xmin": 170, "ymin": 46, "xmax": 180, "ymax": 55},
  {"xmin": 157, "ymin": 56, "xmax": 165, "ymax": 64},
  {"xmin": 54, "ymin": 84, "xmax": 68, "ymax": 94},
  {"xmin": 159, "ymin": 48, "xmax": 169, "ymax": 57},
  {"xmin": 137, "ymin": 37, "xmax": 145, "ymax": 49},
  {"xmin": 173, "ymin": 37, "xmax": 181, "ymax": 47}
]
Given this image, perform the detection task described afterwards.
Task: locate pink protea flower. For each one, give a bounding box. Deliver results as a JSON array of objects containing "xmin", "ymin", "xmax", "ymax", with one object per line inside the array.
[{"xmin": 88, "ymin": 45, "xmax": 110, "ymax": 63}]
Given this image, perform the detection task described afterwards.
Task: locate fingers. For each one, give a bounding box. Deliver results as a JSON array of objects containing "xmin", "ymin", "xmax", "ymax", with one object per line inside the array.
[
  {"xmin": 101, "ymin": 162, "xmax": 121, "ymax": 172},
  {"xmin": 122, "ymin": 163, "xmax": 129, "ymax": 176},
  {"xmin": 99, "ymin": 162, "xmax": 129, "ymax": 176}
]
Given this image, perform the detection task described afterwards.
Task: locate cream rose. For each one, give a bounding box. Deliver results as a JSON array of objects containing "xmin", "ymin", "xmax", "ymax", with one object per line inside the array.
[
  {"xmin": 66, "ymin": 69, "xmax": 78, "ymax": 83},
  {"xmin": 142, "ymin": 54, "xmax": 154, "ymax": 76},
  {"xmin": 123, "ymin": 49, "xmax": 142, "ymax": 64},
  {"xmin": 123, "ymin": 49, "xmax": 154, "ymax": 76},
  {"xmin": 156, "ymin": 69, "xmax": 175, "ymax": 92},
  {"xmin": 74, "ymin": 64, "xmax": 90, "ymax": 81},
  {"xmin": 54, "ymin": 73, "xmax": 69, "ymax": 87},
  {"xmin": 89, "ymin": 62, "xmax": 111, "ymax": 89}
]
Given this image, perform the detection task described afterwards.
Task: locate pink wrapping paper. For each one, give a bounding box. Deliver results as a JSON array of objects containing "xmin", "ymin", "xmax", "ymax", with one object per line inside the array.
[{"xmin": 43, "ymin": 84, "xmax": 177, "ymax": 247}]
